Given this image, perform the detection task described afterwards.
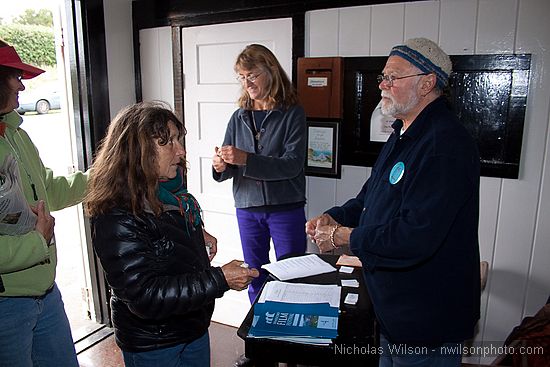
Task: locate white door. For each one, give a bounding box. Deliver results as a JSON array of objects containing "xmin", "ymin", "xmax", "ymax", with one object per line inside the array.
[{"xmin": 183, "ymin": 18, "xmax": 292, "ymax": 326}]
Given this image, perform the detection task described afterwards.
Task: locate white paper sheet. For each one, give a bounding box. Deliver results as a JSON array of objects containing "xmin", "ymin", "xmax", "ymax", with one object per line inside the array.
[
  {"xmin": 340, "ymin": 279, "xmax": 359, "ymax": 288},
  {"xmin": 338, "ymin": 266, "xmax": 354, "ymax": 273},
  {"xmin": 344, "ymin": 293, "xmax": 359, "ymax": 305},
  {"xmin": 261, "ymin": 254, "xmax": 336, "ymax": 280},
  {"xmin": 257, "ymin": 281, "xmax": 341, "ymax": 308}
]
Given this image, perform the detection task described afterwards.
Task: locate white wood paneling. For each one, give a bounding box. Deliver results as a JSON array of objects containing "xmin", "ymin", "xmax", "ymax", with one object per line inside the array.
[
  {"xmin": 335, "ymin": 165, "xmax": 369, "ymax": 206},
  {"xmin": 439, "ymin": 0, "xmax": 477, "ymax": 54},
  {"xmin": 473, "ymin": 176, "xmax": 502, "ymax": 363},
  {"xmin": 515, "ymin": 0, "xmax": 550, "ymax": 316},
  {"xmin": 481, "ymin": 0, "xmax": 545, "ymax": 344},
  {"xmin": 306, "ymin": 176, "xmax": 337, "ymax": 221},
  {"xmin": 139, "ymin": 27, "xmax": 174, "ymax": 107},
  {"xmin": 477, "ymin": 0, "xmax": 517, "ymax": 53},
  {"xmin": 478, "ymin": 177, "xmax": 501, "ymax": 263},
  {"xmin": 370, "ymin": 3, "xmax": 405, "ymax": 55},
  {"xmin": 404, "ymin": 1, "xmax": 440, "ymax": 41},
  {"xmin": 306, "ymin": 9, "xmax": 339, "ymax": 56},
  {"xmin": 338, "ymin": 6, "xmax": 371, "ymax": 56}
]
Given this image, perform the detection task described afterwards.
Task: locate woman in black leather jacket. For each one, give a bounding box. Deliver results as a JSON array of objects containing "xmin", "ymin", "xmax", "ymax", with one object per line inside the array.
[{"xmin": 85, "ymin": 101, "xmax": 259, "ymax": 367}]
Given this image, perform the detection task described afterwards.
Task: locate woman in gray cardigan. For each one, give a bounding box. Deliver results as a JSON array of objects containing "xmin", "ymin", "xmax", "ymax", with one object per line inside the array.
[{"xmin": 212, "ymin": 44, "xmax": 307, "ymax": 304}]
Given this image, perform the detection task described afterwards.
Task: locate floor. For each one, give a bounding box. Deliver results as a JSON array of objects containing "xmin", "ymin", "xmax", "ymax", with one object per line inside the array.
[{"xmin": 77, "ymin": 322, "xmax": 245, "ymax": 367}]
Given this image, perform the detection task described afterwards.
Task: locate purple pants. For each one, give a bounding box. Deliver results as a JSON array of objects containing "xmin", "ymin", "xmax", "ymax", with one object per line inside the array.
[{"xmin": 236, "ymin": 206, "xmax": 307, "ymax": 303}]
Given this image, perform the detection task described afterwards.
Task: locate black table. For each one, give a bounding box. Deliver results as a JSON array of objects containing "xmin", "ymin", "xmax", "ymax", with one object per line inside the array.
[{"xmin": 237, "ymin": 254, "xmax": 379, "ymax": 366}]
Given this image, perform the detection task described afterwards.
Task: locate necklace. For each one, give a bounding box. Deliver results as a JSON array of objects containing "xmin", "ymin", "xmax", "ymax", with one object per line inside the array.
[
  {"xmin": 251, "ymin": 112, "xmax": 260, "ymax": 141},
  {"xmin": 251, "ymin": 110, "xmax": 268, "ymax": 141}
]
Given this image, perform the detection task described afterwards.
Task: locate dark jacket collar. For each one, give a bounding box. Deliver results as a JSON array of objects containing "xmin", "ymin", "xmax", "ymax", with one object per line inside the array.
[{"xmin": 395, "ymin": 96, "xmax": 448, "ymax": 140}]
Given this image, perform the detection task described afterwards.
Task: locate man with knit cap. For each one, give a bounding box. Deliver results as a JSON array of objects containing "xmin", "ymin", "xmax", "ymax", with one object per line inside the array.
[{"xmin": 307, "ymin": 38, "xmax": 480, "ymax": 366}]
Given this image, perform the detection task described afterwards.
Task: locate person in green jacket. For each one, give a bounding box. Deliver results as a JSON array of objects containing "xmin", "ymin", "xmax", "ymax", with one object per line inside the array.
[{"xmin": 0, "ymin": 40, "xmax": 87, "ymax": 367}]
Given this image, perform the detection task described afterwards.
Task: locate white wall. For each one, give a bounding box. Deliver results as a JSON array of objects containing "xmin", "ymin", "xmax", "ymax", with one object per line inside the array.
[
  {"xmin": 306, "ymin": 0, "xmax": 550, "ymax": 363},
  {"xmin": 104, "ymin": 0, "xmax": 136, "ymax": 118}
]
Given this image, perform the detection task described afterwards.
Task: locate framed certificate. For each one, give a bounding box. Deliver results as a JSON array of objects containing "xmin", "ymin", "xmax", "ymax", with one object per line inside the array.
[{"xmin": 305, "ymin": 119, "xmax": 341, "ymax": 178}]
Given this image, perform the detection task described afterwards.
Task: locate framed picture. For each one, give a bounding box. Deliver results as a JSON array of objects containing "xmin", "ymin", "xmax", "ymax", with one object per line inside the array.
[{"xmin": 305, "ymin": 119, "xmax": 341, "ymax": 178}]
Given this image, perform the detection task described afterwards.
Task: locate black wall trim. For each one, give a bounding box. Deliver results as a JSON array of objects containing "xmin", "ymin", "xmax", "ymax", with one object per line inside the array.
[
  {"xmin": 131, "ymin": 0, "xmax": 419, "ymax": 121},
  {"xmin": 65, "ymin": 0, "xmax": 111, "ymax": 325},
  {"xmin": 133, "ymin": 0, "xmax": 413, "ymax": 29},
  {"xmin": 67, "ymin": 0, "xmax": 111, "ymax": 154}
]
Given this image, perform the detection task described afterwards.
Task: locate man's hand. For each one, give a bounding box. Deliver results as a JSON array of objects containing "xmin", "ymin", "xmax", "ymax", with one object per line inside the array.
[
  {"xmin": 221, "ymin": 260, "xmax": 260, "ymax": 291},
  {"xmin": 212, "ymin": 146, "xmax": 227, "ymax": 173},
  {"xmin": 305, "ymin": 213, "xmax": 336, "ymax": 242},
  {"xmin": 31, "ymin": 200, "xmax": 55, "ymax": 245},
  {"xmin": 313, "ymin": 224, "xmax": 353, "ymax": 253},
  {"xmin": 218, "ymin": 145, "xmax": 248, "ymax": 166}
]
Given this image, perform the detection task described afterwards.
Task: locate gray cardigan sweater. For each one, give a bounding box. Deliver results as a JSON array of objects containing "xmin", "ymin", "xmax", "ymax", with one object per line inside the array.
[{"xmin": 213, "ymin": 105, "xmax": 306, "ymax": 209}]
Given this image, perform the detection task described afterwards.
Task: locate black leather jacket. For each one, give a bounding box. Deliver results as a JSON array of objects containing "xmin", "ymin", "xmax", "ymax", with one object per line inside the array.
[{"xmin": 91, "ymin": 208, "xmax": 229, "ymax": 352}]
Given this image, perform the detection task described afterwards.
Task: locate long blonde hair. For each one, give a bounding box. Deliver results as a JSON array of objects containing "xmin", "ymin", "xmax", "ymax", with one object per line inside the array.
[
  {"xmin": 85, "ymin": 101, "xmax": 186, "ymax": 217},
  {"xmin": 235, "ymin": 44, "xmax": 298, "ymax": 110}
]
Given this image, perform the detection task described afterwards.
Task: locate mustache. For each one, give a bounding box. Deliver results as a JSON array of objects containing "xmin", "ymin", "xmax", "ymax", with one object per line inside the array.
[{"xmin": 381, "ymin": 91, "xmax": 392, "ymax": 99}]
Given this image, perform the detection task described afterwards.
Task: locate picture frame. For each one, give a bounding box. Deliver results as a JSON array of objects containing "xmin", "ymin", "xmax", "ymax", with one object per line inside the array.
[{"xmin": 305, "ymin": 119, "xmax": 341, "ymax": 178}]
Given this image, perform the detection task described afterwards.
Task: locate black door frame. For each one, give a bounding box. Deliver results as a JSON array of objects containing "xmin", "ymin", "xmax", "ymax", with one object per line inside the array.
[{"xmin": 64, "ymin": 0, "xmax": 111, "ymax": 326}]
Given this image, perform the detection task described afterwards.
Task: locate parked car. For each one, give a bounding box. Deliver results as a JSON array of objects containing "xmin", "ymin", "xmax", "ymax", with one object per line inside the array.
[{"xmin": 17, "ymin": 84, "xmax": 61, "ymax": 115}]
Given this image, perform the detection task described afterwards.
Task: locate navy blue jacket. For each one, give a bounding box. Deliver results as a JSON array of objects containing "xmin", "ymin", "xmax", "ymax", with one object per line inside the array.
[
  {"xmin": 326, "ymin": 97, "xmax": 481, "ymax": 344},
  {"xmin": 213, "ymin": 105, "xmax": 306, "ymax": 208}
]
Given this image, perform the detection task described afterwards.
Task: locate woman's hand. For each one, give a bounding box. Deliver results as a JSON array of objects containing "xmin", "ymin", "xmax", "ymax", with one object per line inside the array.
[
  {"xmin": 202, "ymin": 228, "xmax": 217, "ymax": 261},
  {"xmin": 218, "ymin": 145, "xmax": 248, "ymax": 166},
  {"xmin": 212, "ymin": 146, "xmax": 227, "ymax": 173},
  {"xmin": 31, "ymin": 200, "xmax": 55, "ymax": 245},
  {"xmin": 221, "ymin": 260, "xmax": 259, "ymax": 291}
]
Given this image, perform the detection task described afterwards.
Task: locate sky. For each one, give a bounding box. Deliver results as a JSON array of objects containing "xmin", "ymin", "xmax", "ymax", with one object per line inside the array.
[{"xmin": 1, "ymin": 0, "xmax": 59, "ymax": 23}]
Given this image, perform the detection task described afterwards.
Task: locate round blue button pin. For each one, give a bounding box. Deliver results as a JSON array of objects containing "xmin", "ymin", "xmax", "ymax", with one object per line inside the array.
[{"xmin": 389, "ymin": 161, "xmax": 405, "ymax": 184}]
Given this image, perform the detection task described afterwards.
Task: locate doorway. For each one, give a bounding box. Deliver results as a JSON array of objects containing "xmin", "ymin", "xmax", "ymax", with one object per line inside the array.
[
  {"xmin": 182, "ymin": 18, "xmax": 293, "ymax": 326},
  {"xmin": 1, "ymin": 0, "xmax": 99, "ymax": 341}
]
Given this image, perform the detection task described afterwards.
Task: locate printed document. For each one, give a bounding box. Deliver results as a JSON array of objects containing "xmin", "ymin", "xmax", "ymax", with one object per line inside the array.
[
  {"xmin": 257, "ymin": 281, "xmax": 341, "ymax": 308},
  {"xmin": 262, "ymin": 254, "xmax": 336, "ymax": 280}
]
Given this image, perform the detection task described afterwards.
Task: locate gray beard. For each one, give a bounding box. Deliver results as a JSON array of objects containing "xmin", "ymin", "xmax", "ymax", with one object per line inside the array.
[{"xmin": 381, "ymin": 94, "xmax": 419, "ymax": 117}]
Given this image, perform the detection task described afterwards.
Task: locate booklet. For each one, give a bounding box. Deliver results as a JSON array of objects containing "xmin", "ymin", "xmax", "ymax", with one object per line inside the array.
[{"xmin": 249, "ymin": 301, "xmax": 338, "ymax": 344}]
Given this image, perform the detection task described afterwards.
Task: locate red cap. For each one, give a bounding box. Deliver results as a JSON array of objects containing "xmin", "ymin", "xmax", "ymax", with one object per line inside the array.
[{"xmin": 0, "ymin": 46, "xmax": 45, "ymax": 79}]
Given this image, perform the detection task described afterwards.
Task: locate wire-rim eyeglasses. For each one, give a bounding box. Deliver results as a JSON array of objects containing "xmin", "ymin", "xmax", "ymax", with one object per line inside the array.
[{"xmin": 377, "ymin": 72, "xmax": 430, "ymax": 87}]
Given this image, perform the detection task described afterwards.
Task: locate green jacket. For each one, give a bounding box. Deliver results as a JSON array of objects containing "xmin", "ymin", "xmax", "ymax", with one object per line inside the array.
[{"xmin": 0, "ymin": 110, "xmax": 88, "ymax": 296}]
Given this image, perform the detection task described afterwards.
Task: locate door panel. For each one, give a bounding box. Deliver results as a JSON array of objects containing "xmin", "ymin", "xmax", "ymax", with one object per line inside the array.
[{"xmin": 183, "ymin": 18, "xmax": 292, "ymax": 326}]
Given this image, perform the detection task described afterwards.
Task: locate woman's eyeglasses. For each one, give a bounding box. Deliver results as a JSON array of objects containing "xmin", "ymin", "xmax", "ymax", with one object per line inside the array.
[{"xmin": 236, "ymin": 71, "xmax": 264, "ymax": 83}]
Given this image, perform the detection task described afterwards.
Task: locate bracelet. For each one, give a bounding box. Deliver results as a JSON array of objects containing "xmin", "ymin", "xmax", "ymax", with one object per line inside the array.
[{"xmin": 329, "ymin": 224, "xmax": 341, "ymax": 249}]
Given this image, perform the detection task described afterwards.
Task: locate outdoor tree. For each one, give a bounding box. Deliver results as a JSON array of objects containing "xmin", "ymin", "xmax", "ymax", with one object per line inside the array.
[{"xmin": 13, "ymin": 9, "xmax": 53, "ymax": 28}]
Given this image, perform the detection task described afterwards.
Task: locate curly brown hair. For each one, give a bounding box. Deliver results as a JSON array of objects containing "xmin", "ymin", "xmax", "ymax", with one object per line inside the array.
[
  {"xmin": 235, "ymin": 44, "xmax": 298, "ymax": 110},
  {"xmin": 84, "ymin": 101, "xmax": 186, "ymax": 217}
]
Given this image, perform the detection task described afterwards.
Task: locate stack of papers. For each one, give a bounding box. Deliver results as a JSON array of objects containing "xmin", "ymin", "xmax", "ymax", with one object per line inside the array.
[
  {"xmin": 249, "ymin": 281, "xmax": 341, "ymax": 345},
  {"xmin": 261, "ymin": 254, "xmax": 337, "ymax": 280}
]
